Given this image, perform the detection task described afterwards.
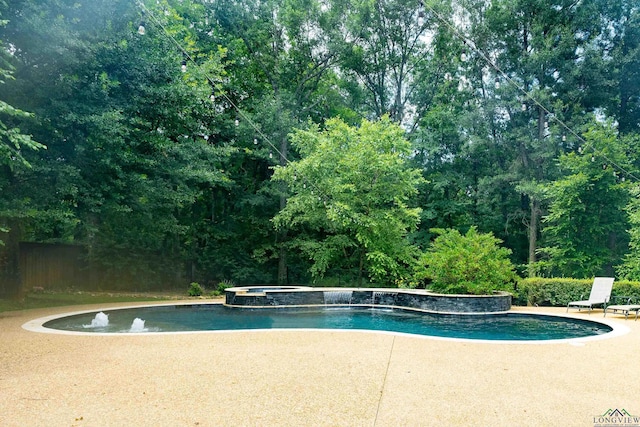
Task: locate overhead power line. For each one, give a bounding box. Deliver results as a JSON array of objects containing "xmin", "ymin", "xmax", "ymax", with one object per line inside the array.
[
  {"xmin": 138, "ymin": 0, "xmax": 638, "ymax": 184},
  {"xmin": 421, "ymin": 1, "xmax": 639, "ymax": 183}
]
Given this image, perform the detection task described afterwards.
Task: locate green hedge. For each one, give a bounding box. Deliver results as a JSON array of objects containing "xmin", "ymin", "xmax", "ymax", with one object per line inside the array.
[{"xmin": 515, "ymin": 278, "xmax": 640, "ymax": 307}]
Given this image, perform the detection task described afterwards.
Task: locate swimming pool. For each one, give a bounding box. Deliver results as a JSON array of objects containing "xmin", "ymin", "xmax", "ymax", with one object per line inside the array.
[{"xmin": 25, "ymin": 303, "xmax": 624, "ymax": 343}]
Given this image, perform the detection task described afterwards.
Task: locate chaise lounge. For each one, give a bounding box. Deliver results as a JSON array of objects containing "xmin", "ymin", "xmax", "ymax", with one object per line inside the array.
[
  {"xmin": 604, "ymin": 297, "xmax": 640, "ymax": 320},
  {"xmin": 566, "ymin": 277, "xmax": 614, "ymax": 314}
]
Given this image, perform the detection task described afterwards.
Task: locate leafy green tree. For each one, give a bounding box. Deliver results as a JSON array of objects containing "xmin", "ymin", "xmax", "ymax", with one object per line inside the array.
[
  {"xmin": 1, "ymin": 0, "xmax": 234, "ymax": 288},
  {"xmin": 334, "ymin": 0, "xmax": 444, "ymax": 125},
  {"xmin": 1, "ymin": 0, "xmax": 639, "ymax": 292},
  {"xmin": 417, "ymin": 226, "xmax": 518, "ymax": 295},
  {"xmin": 410, "ymin": 18, "xmax": 476, "ymax": 238},
  {"xmin": 0, "ymin": 3, "xmax": 45, "ymax": 187},
  {"xmin": 582, "ymin": 0, "xmax": 640, "ymax": 135},
  {"xmin": 207, "ymin": 0, "xmax": 346, "ymax": 283},
  {"xmin": 617, "ymin": 185, "xmax": 640, "ymax": 280},
  {"xmin": 408, "ymin": 0, "xmax": 605, "ymax": 272},
  {"xmin": 617, "ymin": 186, "xmax": 640, "ymax": 280},
  {"xmin": 272, "ymin": 117, "xmax": 424, "ymax": 286},
  {"xmin": 0, "ymin": 93, "xmax": 43, "ymax": 169},
  {"xmin": 479, "ymin": 0, "xmax": 604, "ymax": 274},
  {"xmin": 539, "ymin": 125, "xmax": 632, "ymax": 278},
  {"xmin": 0, "ymin": 2, "xmax": 45, "ymax": 289}
]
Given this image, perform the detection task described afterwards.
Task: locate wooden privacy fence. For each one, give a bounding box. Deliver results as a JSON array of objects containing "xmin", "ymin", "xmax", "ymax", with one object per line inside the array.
[
  {"xmin": 18, "ymin": 242, "xmax": 88, "ymax": 293},
  {"xmin": 1, "ymin": 241, "xmax": 185, "ymax": 297}
]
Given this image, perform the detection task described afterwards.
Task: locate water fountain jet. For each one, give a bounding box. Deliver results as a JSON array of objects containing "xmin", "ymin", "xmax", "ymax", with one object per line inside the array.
[
  {"xmin": 129, "ymin": 318, "xmax": 147, "ymax": 333},
  {"xmin": 83, "ymin": 312, "xmax": 109, "ymax": 328}
]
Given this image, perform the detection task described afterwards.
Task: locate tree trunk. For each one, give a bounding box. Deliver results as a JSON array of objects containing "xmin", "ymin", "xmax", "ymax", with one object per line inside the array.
[
  {"xmin": 277, "ymin": 135, "xmax": 289, "ymax": 285},
  {"xmin": 277, "ymin": 240, "xmax": 287, "ymax": 285},
  {"xmin": 357, "ymin": 249, "xmax": 364, "ymax": 287},
  {"xmin": 526, "ymin": 107, "xmax": 546, "ymax": 277},
  {"xmin": 528, "ymin": 201, "xmax": 539, "ymax": 277}
]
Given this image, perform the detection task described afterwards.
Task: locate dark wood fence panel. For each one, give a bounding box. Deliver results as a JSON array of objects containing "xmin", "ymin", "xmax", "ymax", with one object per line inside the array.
[{"xmin": 18, "ymin": 242, "xmax": 88, "ymax": 291}]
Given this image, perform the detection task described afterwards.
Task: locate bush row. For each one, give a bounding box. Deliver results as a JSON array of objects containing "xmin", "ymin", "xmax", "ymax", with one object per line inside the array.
[{"xmin": 514, "ymin": 278, "xmax": 640, "ymax": 307}]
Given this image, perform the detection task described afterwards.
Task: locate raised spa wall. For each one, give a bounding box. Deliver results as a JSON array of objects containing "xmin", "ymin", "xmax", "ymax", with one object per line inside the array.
[{"xmin": 224, "ymin": 286, "xmax": 512, "ymax": 314}]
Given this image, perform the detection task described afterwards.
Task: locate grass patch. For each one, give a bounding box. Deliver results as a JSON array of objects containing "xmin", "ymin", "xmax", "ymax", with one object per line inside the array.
[{"xmin": 0, "ymin": 291, "xmax": 188, "ymax": 314}]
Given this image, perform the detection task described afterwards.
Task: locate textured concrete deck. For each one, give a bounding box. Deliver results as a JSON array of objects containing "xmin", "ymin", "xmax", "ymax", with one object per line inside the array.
[{"xmin": 1, "ymin": 303, "xmax": 638, "ymax": 426}]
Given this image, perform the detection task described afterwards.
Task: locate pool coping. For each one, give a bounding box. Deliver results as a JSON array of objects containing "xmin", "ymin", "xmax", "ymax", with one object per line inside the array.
[{"xmin": 21, "ymin": 300, "xmax": 630, "ymax": 345}]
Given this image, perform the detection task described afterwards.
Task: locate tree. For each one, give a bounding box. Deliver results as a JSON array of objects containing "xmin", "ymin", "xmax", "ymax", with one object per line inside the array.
[
  {"xmin": 208, "ymin": 0, "xmax": 345, "ymax": 284},
  {"xmin": 0, "ymin": 3, "xmax": 45, "ymax": 217},
  {"xmin": 0, "ymin": 3, "xmax": 46, "ymax": 295},
  {"xmin": 0, "ymin": 0, "xmax": 234, "ymax": 288},
  {"xmin": 539, "ymin": 125, "xmax": 632, "ymax": 278},
  {"xmin": 617, "ymin": 184, "xmax": 640, "ymax": 280},
  {"xmin": 334, "ymin": 0, "xmax": 444, "ymax": 125},
  {"xmin": 272, "ymin": 116, "xmax": 424, "ymax": 286},
  {"xmin": 0, "ymin": 93, "xmax": 43, "ymax": 169},
  {"xmin": 479, "ymin": 0, "xmax": 604, "ymax": 275},
  {"xmin": 410, "ymin": 15, "xmax": 489, "ymax": 248},
  {"xmin": 581, "ymin": 1, "xmax": 640, "ymax": 135}
]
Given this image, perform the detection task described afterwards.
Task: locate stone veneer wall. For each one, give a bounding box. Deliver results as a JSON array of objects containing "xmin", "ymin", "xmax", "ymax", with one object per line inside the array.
[{"xmin": 225, "ymin": 288, "xmax": 511, "ymax": 314}]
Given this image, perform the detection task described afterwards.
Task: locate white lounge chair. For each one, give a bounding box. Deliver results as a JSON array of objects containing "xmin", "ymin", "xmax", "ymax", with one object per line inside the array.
[
  {"xmin": 604, "ymin": 297, "xmax": 640, "ymax": 320},
  {"xmin": 566, "ymin": 277, "xmax": 614, "ymax": 314}
]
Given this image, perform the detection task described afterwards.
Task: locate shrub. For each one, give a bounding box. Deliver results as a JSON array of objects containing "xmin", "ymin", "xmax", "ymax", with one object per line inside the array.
[
  {"xmin": 416, "ymin": 227, "xmax": 518, "ymax": 295},
  {"xmin": 187, "ymin": 282, "xmax": 204, "ymax": 297},
  {"xmin": 211, "ymin": 279, "xmax": 235, "ymax": 296},
  {"xmin": 518, "ymin": 277, "xmax": 640, "ymax": 307},
  {"xmin": 514, "ymin": 277, "xmax": 589, "ymax": 306}
]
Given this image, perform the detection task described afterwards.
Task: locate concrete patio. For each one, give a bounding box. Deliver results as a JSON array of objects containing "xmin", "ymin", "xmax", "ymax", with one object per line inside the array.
[{"xmin": 1, "ymin": 303, "xmax": 638, "ymax": 426}]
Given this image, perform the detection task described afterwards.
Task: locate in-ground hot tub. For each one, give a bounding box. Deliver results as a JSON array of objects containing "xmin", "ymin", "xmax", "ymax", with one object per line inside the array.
[{"xmin": 224, "ymin": 286, "xmax": 512, "ymax": 314}]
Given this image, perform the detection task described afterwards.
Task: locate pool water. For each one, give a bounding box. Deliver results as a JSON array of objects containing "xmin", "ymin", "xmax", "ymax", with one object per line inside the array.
[{"xmin": 42, "ymin": 305, "xmax": 613, "ymax": 341}]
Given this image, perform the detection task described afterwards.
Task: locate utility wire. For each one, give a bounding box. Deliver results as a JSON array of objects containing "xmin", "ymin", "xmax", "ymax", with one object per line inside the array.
[
  {"xmin": 136, "ymin": 1, "xmax": 359, "ymax": 213},
  {"xmin": 421, "ymin": 2, "xmax": 639, "ymax": 183},
  {"xmin": 137, "ymin": 1, "xmax": 285, "ymax": 162},
  {"xmin": 139, "ymin": 0, "xmax": 638, "ymax": 184}
]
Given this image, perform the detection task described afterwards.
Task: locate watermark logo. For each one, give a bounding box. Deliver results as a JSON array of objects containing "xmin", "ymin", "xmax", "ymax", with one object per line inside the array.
[{"xmin": 593, "ymin": 409, "xmax": 640, "ymax": 427}]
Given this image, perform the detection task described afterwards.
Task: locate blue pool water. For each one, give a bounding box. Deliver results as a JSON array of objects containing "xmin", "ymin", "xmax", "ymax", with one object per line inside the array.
[{"xmin": 42, "ymin": 304, "xmax": 613, "ymax": 341}]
